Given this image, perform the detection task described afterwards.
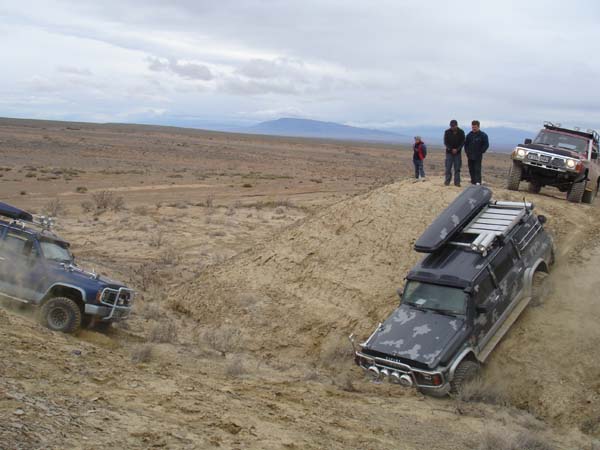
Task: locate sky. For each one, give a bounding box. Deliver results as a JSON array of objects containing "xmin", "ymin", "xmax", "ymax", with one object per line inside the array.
[{"xmin": 1, "ymin": 0, "xmax": 599, "ymax": 132}]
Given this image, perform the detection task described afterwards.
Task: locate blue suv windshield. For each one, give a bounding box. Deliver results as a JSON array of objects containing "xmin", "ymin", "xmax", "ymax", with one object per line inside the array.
[
  {"xmin": 402, "ymin": 281, "xmax": 467, "ymax": 315},
  {"xmin": 40, "ymin": 241, "xmax": 72, "ymax": 263}
]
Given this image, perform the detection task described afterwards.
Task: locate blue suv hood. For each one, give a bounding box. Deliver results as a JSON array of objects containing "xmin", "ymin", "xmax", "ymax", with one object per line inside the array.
[{"xmin": 365, "ymin": 304, "xmax": 469, "ymax": 369}]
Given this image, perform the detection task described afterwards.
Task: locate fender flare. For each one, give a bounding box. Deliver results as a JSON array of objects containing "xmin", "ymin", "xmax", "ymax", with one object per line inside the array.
[
  {"xmin": 523, "ymin": 258, "xmax": 549, "ymax": 299},
  {"xmin": 448, "ymin": 347, "xmax": 477, "ymax": 381},
  {"xmin": 39, "ymin": 283, "xmax": 87, "ymax": 305}
]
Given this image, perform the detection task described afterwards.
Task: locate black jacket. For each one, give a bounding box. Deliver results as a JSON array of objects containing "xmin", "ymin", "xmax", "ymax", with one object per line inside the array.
[
  {"xmin": 444, "ymin": 128, "xmax": 465, "ymax": 153},
  {"xmin": 464, "ymin": 131, "xmax": 489, "ymax": 160}
]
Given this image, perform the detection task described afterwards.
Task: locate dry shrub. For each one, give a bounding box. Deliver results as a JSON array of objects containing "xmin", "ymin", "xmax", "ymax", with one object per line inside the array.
[
  {"xmin": 140, "ymin": 302, "xmax": 161, "ymax": 321},
  {"xmin": 205, "ymin": 194, "xmax": 214, "ymax": 208},
  {"xmin": 43, "ymin": 198, "xmax": 66, "ymax": 217},
  {"xmin": 476, "ymin": 431, "xmax": 554, "ymax": 450},
  {"xmin": 455, "ymin": 376, "xmax": 510, "ymax": 406},
  {"xmin": 133, "ymin": 205, "xmax": 149, "ymax": 215},
  {"xmin": 75, "ymin": 186, "xmax": 88, "ymax": 193},
  {"xmin": 131, "ymin": 343, "xmax": 153, "ymax": 363},
  {"xmin": 209, "ymin": 230, "xmax": 226, "ymax": 237},
  {"xmin": 224, "ymin": 206, "xmax": 235, "ymax": 216},
  {"xmin": 81, "ymin": 200, "xmax": 94, "ymax": 213},
  {"xmin": 92, "ymin": 190, "xmax": 125, "ymax": 211},
  {"xmin": 148, "ymin": 321, "xmax": 178, "ymax": 343},
  {"xmin": 159, "ymin": 247, "xmax": 181, "ymax": 265},
  {"xmin": 225, "ymin": 357, "xmax": 245, "ymax": 377},
  {"xmin": 149, "ymin": 230, "xmax": 165, "ymax": 248},
  {"xmin": 129, "ymin": 263, "xmax": 160, "ymax": 291},
  {"xmin": 203, "ymin": 326, "xmax": 241, "ymax": 356}
]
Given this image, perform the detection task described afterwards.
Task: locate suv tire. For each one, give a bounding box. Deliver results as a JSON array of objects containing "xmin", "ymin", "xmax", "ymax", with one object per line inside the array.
[
  {"xmin": 450, "ymin": 359, "xmax": 480, "ymax": 394},
  {"xmin": 40, "ymin": 297, "xmax": 82, "ymax": 333},
  {"xmin": 507, "ymin": 161, "xmax": 522, "ymax": 191},
  {"xmin": 567, "ymin": 180, "xmax": 586, "ymax": 203},
  {"xmin": 582, "ymin": 182, "xmax": 597, "ymax": 204},
  {"xmin": 531, "ymin": 271, "xmax": 549, "ymax": 307},
  {"xmin": 528, "ymin": 181, "xmax": 542, "ymax": 194}
]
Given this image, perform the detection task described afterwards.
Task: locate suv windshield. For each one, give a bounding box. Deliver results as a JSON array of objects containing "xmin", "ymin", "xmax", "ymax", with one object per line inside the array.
[
  {"xmin": 40, "ymin": 240, "xmax": 72, "ymax": 263},
  {"xmin": 533, "ymin": 130, "xmax": 589, "ymax": 153},
  {"xmin": 402, "ymin": 281, "xmax": 467, "ymax": 315}
]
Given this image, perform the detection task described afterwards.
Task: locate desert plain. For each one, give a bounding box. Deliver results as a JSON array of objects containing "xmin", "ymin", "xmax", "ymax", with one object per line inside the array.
[{"xmin": 1, "ymin": 117, "xmax": 600, "ymax": 449}]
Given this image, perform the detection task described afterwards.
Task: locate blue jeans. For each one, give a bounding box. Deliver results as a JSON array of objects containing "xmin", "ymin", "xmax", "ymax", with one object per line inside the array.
[
  {"xmin": 413, "ymin": 159, "xmax": 425, "ymax": 179},
  {"xmin": 445, "ymin": 152, "xmax": 462, "ymax": 185}
]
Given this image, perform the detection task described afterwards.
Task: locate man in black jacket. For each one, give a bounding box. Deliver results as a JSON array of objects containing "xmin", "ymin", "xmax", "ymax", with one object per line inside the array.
[
  {"xmin": 464, "ymin": 120, "xmax": 489, "ymax": 185},
  {"xmin": 443, "ymin": 119, "xmax": 465, "ymax": 187}
]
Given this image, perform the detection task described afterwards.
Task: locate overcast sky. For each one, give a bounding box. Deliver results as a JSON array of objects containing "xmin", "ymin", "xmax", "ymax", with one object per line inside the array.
[{"xmin": 1, "ymin": 0, "xmax": 599, "ymax": 131}]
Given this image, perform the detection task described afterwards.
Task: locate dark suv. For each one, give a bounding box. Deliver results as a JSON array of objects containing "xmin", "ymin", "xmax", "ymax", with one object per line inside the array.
[
  {"xmin": 0, "ymin": 202, "xmax": 134, "ymax": 333},
  {"xmin": 351, "ymin": 186, "xmax": 554, "ymax": 395},
  {"xmin": 507, "ymin": 122, "xmax": 600, "ymax": 203}
]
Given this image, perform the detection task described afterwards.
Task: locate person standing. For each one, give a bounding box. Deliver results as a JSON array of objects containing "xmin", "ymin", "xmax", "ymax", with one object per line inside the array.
[
  {"xmin": 464, "ymin": 120, "xmax": 489, "ymax": 185},
  {"xmin": 443, "ymin": 119, "xmax": 465, "ymax": 187},
  {"xmin": 412, "ymin": 136, "xmax": 427, "ymax": 182}
]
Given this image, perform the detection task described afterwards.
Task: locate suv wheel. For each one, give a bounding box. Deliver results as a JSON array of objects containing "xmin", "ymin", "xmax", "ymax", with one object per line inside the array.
[
  {"xmin": 450, "ymin": 359, "xmax": 480, "ymax": 394},
  {"xmin": 40, "ymin": 297, "xmax": 82, "ymax": 333},
  {"xmin": 531, "ymin": 271, "xmax": 549, "ymax": 307},
  {"xmin": 581, "ymin": 181, "xmax": 598, "ymax": 204},
  {"xmin": 507, "ymin": 161, "xmax": 522, "ymax": 191},
  {"xmin": 567, "ymin": 180, "xmax": 586, "ymax": 203},
  {"xmin": 528, "ymin": 181, "xmax": 542, "ymax": 194}
]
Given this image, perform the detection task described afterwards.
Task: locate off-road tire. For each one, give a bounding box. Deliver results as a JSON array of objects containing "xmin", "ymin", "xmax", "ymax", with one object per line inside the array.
[
  {"xmin": 507, "ymin": 161, "xmax": 522, "ymax": 191},
  {"xmin": 567, "ymin": 180, "xmax": 585, "ymax": 203},
  {"xmin": 450, "ymin": 359, "xmax": 480, "ymax": 394},
  {"xmin": 582, "ymin": 182, "xmax": 597, "ymax": 204},
  {"xmin": 528, "ymin": 181, "xmax": 542, "ymax": 194},
  {"xmin": 531, "ymin": 271, "xmax": 549, "ymax": 307},
  {"xmin": 40, "ymin": 297, "xmax": 82, "ymax": 333}
]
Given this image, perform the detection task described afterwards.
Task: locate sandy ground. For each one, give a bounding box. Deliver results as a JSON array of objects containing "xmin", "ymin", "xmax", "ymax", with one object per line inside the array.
[{"xmin": 0, "ymin": 118, "xmax": 599, "ymax": 449}]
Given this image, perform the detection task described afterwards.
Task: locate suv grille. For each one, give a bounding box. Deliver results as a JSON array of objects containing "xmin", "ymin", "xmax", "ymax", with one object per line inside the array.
[{"xmin": 101, "ymin": 290, "xmax": 132, "ymax": 306}]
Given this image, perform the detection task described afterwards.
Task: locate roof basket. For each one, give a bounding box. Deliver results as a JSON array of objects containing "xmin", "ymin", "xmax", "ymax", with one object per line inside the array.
[{"xmin": 461, "ymin": 201, "xmax": 531, "ymax": 255}]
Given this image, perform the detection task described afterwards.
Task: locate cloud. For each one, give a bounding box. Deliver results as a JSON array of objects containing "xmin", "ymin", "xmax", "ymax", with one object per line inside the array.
[
  {"xmin": 57, "ymin": 65, "xmax": 92, "ymax": 76},
  {"xmin": 147, "ymin": 56, "xmax": 213, "ymax": 81}
]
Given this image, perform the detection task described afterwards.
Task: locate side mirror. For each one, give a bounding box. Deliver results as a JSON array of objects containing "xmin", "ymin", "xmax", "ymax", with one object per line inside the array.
[
  {"xmin": 396, "ymin": 288, "xmax": 403, "ymax": 302},
  {"xmin": 537, "ymin": 215, "xmax": 547, "ymax": 225},
  {"xmin": 524, "ymin": 138, "xmax": 532, "ymax": 145},
  {"xmin": 476, "ymin": 304, "xmax": 488, "ymax": 314}
]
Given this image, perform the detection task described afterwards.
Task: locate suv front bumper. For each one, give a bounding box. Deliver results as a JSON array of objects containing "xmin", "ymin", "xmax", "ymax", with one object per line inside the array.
[
  {"xmin": 87, "ymin": 287, "xmax": 135, "ymax": 321},
  {"xmin": 355, "ymin": 350, "xmax": 450, "ymax": 394}
]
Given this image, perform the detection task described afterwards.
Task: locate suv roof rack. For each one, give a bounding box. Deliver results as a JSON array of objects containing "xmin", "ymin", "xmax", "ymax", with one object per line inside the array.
[
  {"xmin": 459, "ymin": 201, "xmax": 531, "ymax": 255},
  {"xmin": 0, "ymin": 202, "xmax": 55, "ymax": 231},
  {"xmin": 543, "ymin": 121, "xmax": 599, "ymax": 143}
]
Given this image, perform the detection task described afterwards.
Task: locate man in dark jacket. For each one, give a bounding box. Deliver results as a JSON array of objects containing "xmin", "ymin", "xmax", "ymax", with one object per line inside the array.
[
  {"xmin": 412, "ymin": 136, "xmax": 427, "ymax": 182},
  {"xmin": 443, "ymin": 119, "xmax": 465, "ymax": 187},
  {"xmin": 464, "ymin": 120, "xmax": 489, "ymax": 185}
]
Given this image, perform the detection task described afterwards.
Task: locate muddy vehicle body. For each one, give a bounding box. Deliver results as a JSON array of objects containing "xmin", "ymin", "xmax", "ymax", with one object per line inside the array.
[
  {"xmin": 352, "ymin": 186, "xmax": 554, "ymax": 395},
  {"xmin": 0, "ymin": 202, "xmax": 134, "ymax": 333},
  {"xmin": 507, "ymin": 122, "xmax": 600, "ymax": 203}
]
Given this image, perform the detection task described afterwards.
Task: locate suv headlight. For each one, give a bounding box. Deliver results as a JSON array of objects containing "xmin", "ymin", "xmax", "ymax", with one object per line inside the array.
[
  {"xmin": 566, "ymin": 159, "xmax": 576, "ymax": 169},
  {"xmin": 513, "ymin": 148, "xmax": 526, "ymax": 159}
]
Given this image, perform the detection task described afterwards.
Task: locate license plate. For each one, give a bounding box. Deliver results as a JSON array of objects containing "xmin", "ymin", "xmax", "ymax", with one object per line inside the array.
[
  {"xmin": 527, "ymin": 153, "xmax": 539, "ymax": 160},
  {"xmin": 540, "ymin": 155, "xmax": 550, "ymax": 162}
]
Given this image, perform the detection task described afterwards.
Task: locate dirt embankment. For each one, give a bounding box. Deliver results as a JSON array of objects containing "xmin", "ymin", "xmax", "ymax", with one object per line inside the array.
[{"xmin": 2, "ymin": 176, "xmax": 600, "ymax": 449}]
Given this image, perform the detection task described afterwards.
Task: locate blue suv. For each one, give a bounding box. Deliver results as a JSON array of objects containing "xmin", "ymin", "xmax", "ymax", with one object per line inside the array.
[{"xmin": 0, "ymin": 202, "xmax": 134, "ymax": 333}]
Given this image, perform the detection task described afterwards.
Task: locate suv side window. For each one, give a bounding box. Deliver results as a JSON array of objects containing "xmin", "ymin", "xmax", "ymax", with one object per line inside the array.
[
  {"xmin": 491, "ymin": 244, "xmax": 518, "ymax": 282},
  {"xmin": 3, "ymin": 233, "xmax": 31, "ymax": 256},
  {"xmin": 474, "ymin": 273, "xmax": 495, "ymax": 305}
]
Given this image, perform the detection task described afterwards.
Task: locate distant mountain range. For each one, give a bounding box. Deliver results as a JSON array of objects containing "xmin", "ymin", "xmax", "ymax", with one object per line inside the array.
[
  {"xmin": 241, "ymin": 118, "xmax": 535, "ymax": 151},
  {"xmin": 246, "ymin": 118, "xmax": 410, "ymax": 143}
]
